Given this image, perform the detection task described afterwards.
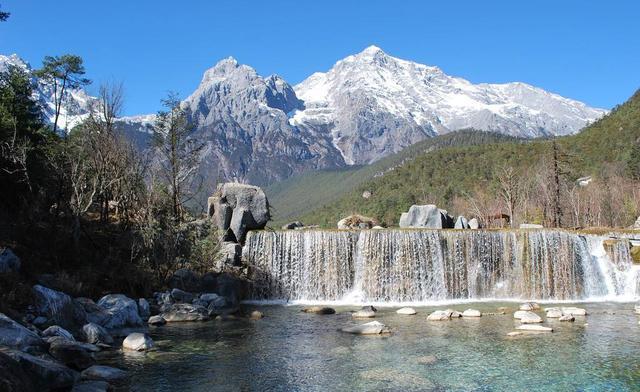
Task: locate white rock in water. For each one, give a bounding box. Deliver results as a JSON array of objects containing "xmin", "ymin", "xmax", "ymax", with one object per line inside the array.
[
  {"xmin": 519, "ymin": 311, "xmax": 543, "ymax": 324},
  {"xmin": 352, "ymin": 310, "xmax": 376, "ymax": 318},
  {"xmin": 635, "ymin": 305, "xmax": 640, "ymax": 315},
  {"xmin": 513, "ymin": 310, "xmax": 529, "ymax": 319},
  {"xmin": 561, "ymin": 307, "xmax": 587, "ymax": 316},
  {"xmin": 516, "ymin": 324, "xmax": 553, "ymax": 332},
  {"xmin": 341, "ymin": 321, "xmax": 389, "ymax": 335},
  {"xmin": 559, "ymin": 315, "xmax": 575, "ymax": 322},
  {"xmin": 396, "ymin": 307, "xmax": 417, "ymax": 315},
  {"xmin": 122, "ymin": 333, "xmax": 153, "ymax": 351},
  {"xmin": 519, "ymin": 302, "xmax": 540, "ymax": 311},
  {"xmin": 427, "ymin": 310, "xmax": 453, "ymax": 321},
  {"xmin": 507, "ymin": 331, "xmax": 524, "ymax": 337},
  {"xmin": 545, "ymin": 308, "xmax": 563, "ymax": 318},
  {"xmin": 462, "ymin": 309, "xmax": 482, "ymax": 317}
]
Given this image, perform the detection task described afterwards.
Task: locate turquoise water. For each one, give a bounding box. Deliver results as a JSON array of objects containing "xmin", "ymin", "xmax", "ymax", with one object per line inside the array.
[{"xmin": 101, "ymin": 302, "xmax": 640, "ymax": 391}]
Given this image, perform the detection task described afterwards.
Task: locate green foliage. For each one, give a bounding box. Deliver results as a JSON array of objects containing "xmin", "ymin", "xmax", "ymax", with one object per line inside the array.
[
  {"xmin": 295, "ymin": 89, "xmax": 640, "ymax": 228},
  {"xmin": 266, "ymin": 130, "xmax": 520, "ymax": 226}
]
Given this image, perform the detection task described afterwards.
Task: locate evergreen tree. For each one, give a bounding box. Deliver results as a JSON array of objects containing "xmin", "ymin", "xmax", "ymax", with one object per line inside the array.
[{"xmin": 35, "ymin": 55, "xmax": 90, "ymax": 134}]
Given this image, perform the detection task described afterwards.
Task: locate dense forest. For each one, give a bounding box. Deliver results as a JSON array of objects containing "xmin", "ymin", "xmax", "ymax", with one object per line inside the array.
[
  {"xmin": 0, "ymin": 56, "xmax": 220, "ymax": 310},
  {"xmin": 296, "ymin": 90, "xmax": 640, "ymax": 228}
]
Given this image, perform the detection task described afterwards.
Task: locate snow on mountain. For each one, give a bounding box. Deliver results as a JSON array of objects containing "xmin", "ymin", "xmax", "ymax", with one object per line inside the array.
[
  {"xmin": 0, "ymin": 54, "xmax": 97, "ymax": 131},
  {"xmin": 1, "ymin": 49, "xmax": 608, "ymax": 185},
  {"xmin": 292, "ymin": 45, "xmax": 607, "ymax": 164}
]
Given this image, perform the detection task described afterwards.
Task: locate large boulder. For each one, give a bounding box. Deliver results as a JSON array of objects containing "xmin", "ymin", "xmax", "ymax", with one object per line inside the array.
[
  {"xmin": 0, "ymin": 248, "xmax": 20, "ymax": 273},
  {"xmin": 81, "ymin": 323, "xmax": 114, "ymax": 345},
  {"xmin": 468, "ymin": 218, "xmax": 480, "ymax": 229},
  {"xmin": 454, "ymin": 216, "xmax": 470, "ymax": 229},
  {"xmin": 337, "ymin": 214, "xmax": 378, "ymax": 230},
  {"xmin": 32, "ymin": 285, "xmax": 87, "ymax": 331},
  {"xmin": 217, "ymin": 241, "xmax": 243, "ymax": 269},
  {"xmin": 48, "ymin": 340, "xmax": 96, "ymax": 370},
  {"xmin": 96, "ymin": 294, "xmax": 143, "ymax": 330},
  {"xmin": 207, "ymin": 183, "xmax": 270, "ymax": 244},
  {"xmin": 399, "ymin": 205, "xmax": 454, "ymax": 229},
  {"xmin": 0, "ymin": 313, "xmax": 46, "ymax": 352},
  {"xmin": 170, "ymin": 288, "xmax": 194, "ymax": 303},
  {"xmin": 0, "ymin": 347, "xmax": 78, "ymax": 390},
  {"xmin": 0, "ymin": 351, "xmax": 37, "ymax": 392},
  {"xmin": 137, "ymin": 298, "xmax": 150, "ymax": 320},
  {"xmin": 42, "ymin": 325, "xmax": 75, "ymax": 342}
]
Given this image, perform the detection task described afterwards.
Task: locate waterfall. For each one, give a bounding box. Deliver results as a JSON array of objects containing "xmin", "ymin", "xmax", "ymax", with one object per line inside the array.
[{"xmin": 243, "ymin": 229, "xmax": 640, "ymax": 303}]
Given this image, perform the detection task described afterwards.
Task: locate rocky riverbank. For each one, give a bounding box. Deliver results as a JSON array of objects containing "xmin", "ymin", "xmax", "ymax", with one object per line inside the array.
[{"xmin": 0, "ymin": 250, "xmax": 252, "ymax": 391}]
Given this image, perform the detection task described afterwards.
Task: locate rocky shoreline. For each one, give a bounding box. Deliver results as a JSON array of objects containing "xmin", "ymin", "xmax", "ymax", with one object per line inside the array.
[{"xmin": 0, "ymin": 252, "xmax": 252, "ymax": 391}]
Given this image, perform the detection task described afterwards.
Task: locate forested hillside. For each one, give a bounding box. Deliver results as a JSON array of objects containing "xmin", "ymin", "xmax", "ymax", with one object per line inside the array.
[
  {"xmin": 296, "ymin": 90, "xmax": 640, "ymax": 228},
  {"xmin": 266, "ymin": 130, "xmax": 522, "ymax": 225}
]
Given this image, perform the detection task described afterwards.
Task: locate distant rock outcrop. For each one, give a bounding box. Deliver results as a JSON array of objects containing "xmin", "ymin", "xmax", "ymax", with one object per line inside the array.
[{"xmin": 207, "ymin": 183, "xmax": 270, "ymax": 244}]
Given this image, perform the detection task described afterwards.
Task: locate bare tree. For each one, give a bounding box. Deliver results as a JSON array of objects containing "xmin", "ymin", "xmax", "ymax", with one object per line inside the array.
[
  {"xmin": 152, "ymin": 93, "xmax": 204, "ymax": 223},
  {"xmin": 496, "ymin": 165, "xmax": 521, "ymax": 228}
]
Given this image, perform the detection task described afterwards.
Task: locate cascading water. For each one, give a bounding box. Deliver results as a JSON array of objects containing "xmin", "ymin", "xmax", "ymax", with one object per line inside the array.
[{"xmin": 243, "ymin": 229, "xmax": 640, "ymax": 303}]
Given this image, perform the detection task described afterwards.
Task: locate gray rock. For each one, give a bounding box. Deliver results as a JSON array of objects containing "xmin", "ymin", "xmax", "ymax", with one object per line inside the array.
[
  {"xmin": 137, "ymin": 299, "xmax": 150, "ymax": 320},
  {"xmin": 399, "ymin": 205, "xmax": 454, "ymax": 229},
  {"xmin": 208, "ymin": 183, "xmax": 270, "ymax": 244},
  {"xmin": 560, "ymin": 307, "xmax": 587, "ymax": 316},
  {"xmin": 33, "ymin": 285, "xmax": 87, "ymax": 330},
  {"xmin": 81, "ymin": 365, "xmax": 127, "ymax": 382},
  {"xmin": 462, "ymin": 309, "xmax": 482, "ymax": 317},
  {"xmin": 282, "ymin": 221, "xmax": 304, "ymax": 230},
  {"xmin": 0, "ymin": 313, "xmax": 46, "ymax": 352},
  {"xmin": 559, "ymin": 315, "xmax": 576, "ymax": 322},
  {"xmin": 0, "ymin": 347, "xmax": 78, "ymax": 390},
  {"xmin": 122, "ymin": 333, "xmax": 153, "ymax": 351},
  {"xmin": 42, "ymin": 325, "xmax": 75, "ymax": 341},
  {"xmin": 147, "ymin": 315, "xmax": 166, "ymax": 326},
  {"xmin": 81, "ymin": 323, "xmax": 113, "ymax": 345},
  {"xmin": 96, "ymin": 294, "xmax": 143, "ymax": 330},
  {"xmin": 468, "ymin": 218, "xmax": 480, "ymax": 229},
  {"xmin": 72, "ymin": 380, "xmax": 111, "ymax": 392},
  {"xmin": 427, "ymin": 310, "xmax": 453, "ymax": 321},
  {"xmin": 518, "ymin": 311, "xmax": 543, "ymax": 324},
  {"xmin": 218, "ymin": 241, "xmax": 242, "ymax": 268},
  {"xmin": 516, "ymin": 324, "xmax": 553, "ymax": 332},
  {"xmin": 48, "ymin": 340, "xmax": 96, "ymax": 370},
  {"xmin": 341, "ymin": 321, "xmax": 390, "ymax": 335},
  {"xmin": 161, "ymin": 303, "xmax": 209, "ymax": 322},
  {"xmin": 396, "ymin": 307, "xmax": 417, "ymax": 315},
  {"xmin": 170, "ymin": 288, "xmax": 194, "ymax": 303},
  {"xmin": 454, "ymin": 216, "xmax": 470, "ymax": 229},
  {"xmin": 0, "ymin": 248, "xmax": 20, "ymax": 273}
]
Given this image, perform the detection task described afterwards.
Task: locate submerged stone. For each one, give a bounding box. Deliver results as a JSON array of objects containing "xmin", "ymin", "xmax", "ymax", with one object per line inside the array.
[
  {"xmin": 341, "ymin": 321, "xmax": 389, "ymax": 335},
  {"xmin": 516, "ymin": 324, "xmax": 553, "ymax": 332},
  {"xmin": 561, "ymin": 307, "xmax": 587, "ymax": 316}
]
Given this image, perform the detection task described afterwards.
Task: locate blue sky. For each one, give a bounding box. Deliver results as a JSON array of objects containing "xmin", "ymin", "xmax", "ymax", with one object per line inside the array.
[{"xmin": 1, "ymin": 1, "xmax": 639, "ymax": 115}]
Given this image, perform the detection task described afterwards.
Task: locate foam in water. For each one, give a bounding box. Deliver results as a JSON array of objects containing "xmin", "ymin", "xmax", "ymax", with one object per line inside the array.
[{"xmin": 243, "ymin": 229, "xmax": 639, "ymax": 304}]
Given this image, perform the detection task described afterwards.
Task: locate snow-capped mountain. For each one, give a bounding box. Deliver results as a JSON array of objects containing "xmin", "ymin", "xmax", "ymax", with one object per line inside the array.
[
  {"xmin": 1, "ymin": 48, "xmax": 607, "ymax": 185},
  {"xmin": 179, "ymin": 57, "xmax": 345, "ymax": 185},
  {"xmin": 292, "ymin": 45, "xmax": 607, "ymax": 164},
  {"xmin": 0, "ymin": 54, "xmax": 97, "ymax": 131}
]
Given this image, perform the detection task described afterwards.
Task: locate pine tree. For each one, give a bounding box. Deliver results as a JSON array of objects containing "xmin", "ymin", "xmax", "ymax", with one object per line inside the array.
[{"xmin": 35, "ymin": 55, "xmax": 90, "ymax": 134}]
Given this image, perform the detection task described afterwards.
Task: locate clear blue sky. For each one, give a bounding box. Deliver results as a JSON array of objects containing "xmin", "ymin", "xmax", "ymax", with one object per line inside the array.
[{"xmin": 2, "ymin": 1, "xmax": 639, "ymax": 115}]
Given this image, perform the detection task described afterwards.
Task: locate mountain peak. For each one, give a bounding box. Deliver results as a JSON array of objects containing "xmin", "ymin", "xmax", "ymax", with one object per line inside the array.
[{"xmin": 359, "ymin": 45, "xmax": 384, "ymax": 56}]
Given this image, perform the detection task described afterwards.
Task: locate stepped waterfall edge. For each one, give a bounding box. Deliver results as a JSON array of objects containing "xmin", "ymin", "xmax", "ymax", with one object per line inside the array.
[{"xmin": 242, "ymin": 229, "xmax": 640, "ymax": 304}]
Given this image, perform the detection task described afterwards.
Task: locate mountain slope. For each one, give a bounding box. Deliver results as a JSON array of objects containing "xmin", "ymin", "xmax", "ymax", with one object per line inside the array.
[
  {"xmin": 266, "ymin": 130, "xmax": 522, "ymax": 225},
  {"xmin": 296, "ymin": 89, "xmax": 640, "ymax": 228},
  {"xmin": 292, "ymin": 45, "xmax": 606, "ymax": 164}
]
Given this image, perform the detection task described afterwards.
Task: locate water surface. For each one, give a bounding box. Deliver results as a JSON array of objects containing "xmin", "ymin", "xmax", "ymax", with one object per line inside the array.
[{"xmin": 100, "ymin": 302, "xmax": 640, "ymax": 391}]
